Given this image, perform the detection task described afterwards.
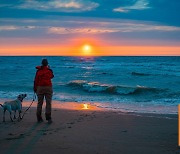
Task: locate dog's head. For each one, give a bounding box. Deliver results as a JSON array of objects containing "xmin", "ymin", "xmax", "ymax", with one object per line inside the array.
[{"xmin": 17, "ymin": 94, "xmax": 27, "ymax": 102}]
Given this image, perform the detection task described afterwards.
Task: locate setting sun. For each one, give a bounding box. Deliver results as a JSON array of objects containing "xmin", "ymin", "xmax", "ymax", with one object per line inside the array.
[{"xmin": 82, "ymin": 44, "xmax": 92, "ymax": 55}]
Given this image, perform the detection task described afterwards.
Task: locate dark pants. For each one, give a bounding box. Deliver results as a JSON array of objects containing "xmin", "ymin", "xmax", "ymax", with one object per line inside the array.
[{"xmin": 36, "ymin": 86, "xmax": 53, "ymax": 120}]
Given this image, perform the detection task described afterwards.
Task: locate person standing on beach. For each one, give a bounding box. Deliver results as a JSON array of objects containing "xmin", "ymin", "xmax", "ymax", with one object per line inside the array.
[{"xmin": 34, "ymin": 59, "xmax": 54, "ymax": 124}]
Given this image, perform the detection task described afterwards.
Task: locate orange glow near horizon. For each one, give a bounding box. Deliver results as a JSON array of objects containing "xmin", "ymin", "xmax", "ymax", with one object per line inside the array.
[{"xmin": 0, "ymin": 44, "xmax": 180, "ymax": 56}]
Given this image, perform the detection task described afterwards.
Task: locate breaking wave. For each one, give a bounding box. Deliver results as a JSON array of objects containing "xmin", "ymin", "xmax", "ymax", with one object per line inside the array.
[{"xmin": 67, "ymin": 80, "xmax": 165, "ymax": 95}]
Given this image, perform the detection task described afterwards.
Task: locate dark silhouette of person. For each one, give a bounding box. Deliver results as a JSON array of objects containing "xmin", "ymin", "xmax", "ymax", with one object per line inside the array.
[{"xmin": 34, "ymin": 59, "xmax": 54, "ymax": 124}]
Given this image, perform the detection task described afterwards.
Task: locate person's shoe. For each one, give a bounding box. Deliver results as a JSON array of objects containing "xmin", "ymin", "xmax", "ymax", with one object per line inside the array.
[
  {"xmin": 48, "ymin": 119, "xmax": 52, "ymax": 124},
  {"xmin": 37, "ymin": 118, "xmax": 43, "ymax": 123}
]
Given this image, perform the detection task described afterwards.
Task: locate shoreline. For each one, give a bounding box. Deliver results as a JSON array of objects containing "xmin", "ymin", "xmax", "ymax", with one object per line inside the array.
[
  {"xmin": 0, "ymin": 100, "xmax": 178, "ymax": 118},
  {"xmin": 0, "ymin": 101, "xmax": 178, "ymax": 154},
  {"xmin": 0, "ymin": 96, "xmax": 178, "ymax": 115},
  {"xmin": 23, "ymin": 100, "xmax": 178, "ymax": 116}
]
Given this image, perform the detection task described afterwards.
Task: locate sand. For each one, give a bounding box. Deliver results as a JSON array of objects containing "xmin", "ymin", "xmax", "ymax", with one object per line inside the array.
[{"xmin": 0, "ymin": 101, "xmax": 178, "ymax": 154}]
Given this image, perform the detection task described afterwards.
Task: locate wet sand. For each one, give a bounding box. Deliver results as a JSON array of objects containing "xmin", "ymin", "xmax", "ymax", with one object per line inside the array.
[{"xmin": 0, "ymin": 101, "xmax": 178, "ymax": 154}]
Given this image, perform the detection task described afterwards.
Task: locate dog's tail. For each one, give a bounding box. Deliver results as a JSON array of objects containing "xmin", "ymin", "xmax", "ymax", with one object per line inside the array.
[{"xmin": 0, "ymin": 104, "xmax": 3, "ymax": 108}]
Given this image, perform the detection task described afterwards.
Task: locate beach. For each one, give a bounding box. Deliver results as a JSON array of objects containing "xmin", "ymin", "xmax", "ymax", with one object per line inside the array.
[
  {"xmin": 0, "ymin": 56, "xmax": 179, "ymax": 153},
  {"xmin": 1, "ymin": 0, "xmax": 180, "ymax": 152},
  {"xmin": 0, "ymin": 101, "xmax": 178, "ymax": 154}
]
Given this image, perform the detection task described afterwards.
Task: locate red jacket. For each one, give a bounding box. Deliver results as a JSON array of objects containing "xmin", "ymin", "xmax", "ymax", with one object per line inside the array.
[{"xmin": 34, "ymin": 66, "xmax": 54, "ymax": 92}]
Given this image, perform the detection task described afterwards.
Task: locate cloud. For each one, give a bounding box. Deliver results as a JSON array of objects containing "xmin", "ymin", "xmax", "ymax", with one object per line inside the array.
[
  {"xmin": 48, "ymin": 27, "xmax": 117, "ymax": 34},
  {"xmin": 48, "ymin": 23, "xmax": 180, "ymax": 35},
  {"xmin": 17, "ymin": 0, "xmax": 99, "ymax": 12},
  {"xmin": 0, "ymin": 25, "xmax": 36, "ymax": 31},
  {"xmin": 1, "ymin": 18, "xmax": 180, "ymax": 34},
  {"xmin": 0, "ymin": 26, "xmax": 19, "ymax": 31},
  {"xmin": 113, "ymin": 0, "xmax": 151, "ymax": 13}
]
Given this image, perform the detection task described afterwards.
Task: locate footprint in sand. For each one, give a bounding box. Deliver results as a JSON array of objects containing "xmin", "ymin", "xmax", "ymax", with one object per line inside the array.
[
  {"xmin": 6, "ymin": 133, "xmax": 25, "ymax": 140},
  {"xmin": 53, "ymin": 126, "xmax": 67, "ymax": 133},
  {"xmin": 67, "ymin": 122, "xmax": 75, "ymax": 125}
]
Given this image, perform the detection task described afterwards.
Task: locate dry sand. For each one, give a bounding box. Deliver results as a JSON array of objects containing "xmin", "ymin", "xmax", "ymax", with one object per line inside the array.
[{"xmin": 0, "ymin": 101, "xmax": 178, "ymax": 154}]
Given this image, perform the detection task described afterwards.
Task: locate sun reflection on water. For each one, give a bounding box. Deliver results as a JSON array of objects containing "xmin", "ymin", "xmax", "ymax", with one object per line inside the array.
[
  {"xmin": 82, "ymin": 103, "xmax": 89, "ymax": 109},
  {"xmin": 22, "ymin": 101, "xmax": 102, "ymax": 111}
]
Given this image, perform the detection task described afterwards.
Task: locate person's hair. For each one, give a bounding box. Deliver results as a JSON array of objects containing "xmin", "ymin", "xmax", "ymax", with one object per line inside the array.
[{"xmin": 42, "ymin": 59, "xmax": 48, "ymax": 66}]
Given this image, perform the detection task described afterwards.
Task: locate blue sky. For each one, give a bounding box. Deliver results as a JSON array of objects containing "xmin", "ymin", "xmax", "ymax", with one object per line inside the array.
[{"xmin": 0, "ymin": 0, "xmax": 180, "ymax": 55}]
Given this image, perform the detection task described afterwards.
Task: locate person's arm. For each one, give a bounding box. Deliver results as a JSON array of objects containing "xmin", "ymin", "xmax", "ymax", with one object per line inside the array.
[
  {"xmin": 49, "ymin": 69, "xmax": 54, "ymax": 79},
  {"xmin": 33, "ymin": 71, "xmax": 39, "ymax": 93}
]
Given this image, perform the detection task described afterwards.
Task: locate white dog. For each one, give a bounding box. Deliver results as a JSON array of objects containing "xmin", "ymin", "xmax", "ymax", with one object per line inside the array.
[{"xmin": 0, "ymin": 94, "xmax": 27, "ymax": 122}]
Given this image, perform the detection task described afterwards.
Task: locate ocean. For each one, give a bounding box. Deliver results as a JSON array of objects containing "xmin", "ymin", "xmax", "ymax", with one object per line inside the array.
[{"xmin": 0, "ymin": 56, "xmax": 179, "ymax": 114}]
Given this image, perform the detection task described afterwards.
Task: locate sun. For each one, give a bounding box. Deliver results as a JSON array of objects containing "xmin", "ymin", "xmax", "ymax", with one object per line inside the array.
[{"xmin": 82, "ymin": 44, "xmax": 92, "ymax": 55}]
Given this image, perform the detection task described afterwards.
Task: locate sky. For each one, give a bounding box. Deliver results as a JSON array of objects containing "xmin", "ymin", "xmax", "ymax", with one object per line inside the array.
[{"xmin": 0, "ymin": 0, "xmax": 180, "ymax": 56}]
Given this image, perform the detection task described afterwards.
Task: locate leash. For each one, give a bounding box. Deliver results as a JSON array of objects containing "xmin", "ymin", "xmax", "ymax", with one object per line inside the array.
[{"xmin": 21, "ymin": 93, "xmax": 36, "ymax": 120}]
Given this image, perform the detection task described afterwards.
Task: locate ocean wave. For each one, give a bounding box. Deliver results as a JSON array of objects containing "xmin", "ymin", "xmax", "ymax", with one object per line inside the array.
[
  {"xmin": 0, "ymin": 91, "xmax": 34, "ymax": 101},
  {"xmin": 67, "ymin": 80, "xmax": 165, "ymax": 95},
  {"xmin": 131, "ymin": 72, "xmax": 150, "ymax": 76},
  {"xmin": 97, "ymin": 72, "xmax": 114, "ymax": 76}
]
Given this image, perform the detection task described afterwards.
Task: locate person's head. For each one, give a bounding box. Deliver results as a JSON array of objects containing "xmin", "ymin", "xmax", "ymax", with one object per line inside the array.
[{"xmin": 41, "ymin": 59, "xmax": 48, "ymax": 66}]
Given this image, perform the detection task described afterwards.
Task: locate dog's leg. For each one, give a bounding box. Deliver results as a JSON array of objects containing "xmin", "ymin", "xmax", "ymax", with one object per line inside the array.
[
  {"xmin": 3, "ymin": 109, "xmax": 6, "ymax": 122},
  {"xmin": 18, "ymin": 110, "xmax": 22, "ymax": 121},
  {"xmin": 14, "ymin": 110, "xmax": 16, "ymax": 119},
  {"xmin": 9, "ymin": 111, "xmax": 13, "ymax": 122}
]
